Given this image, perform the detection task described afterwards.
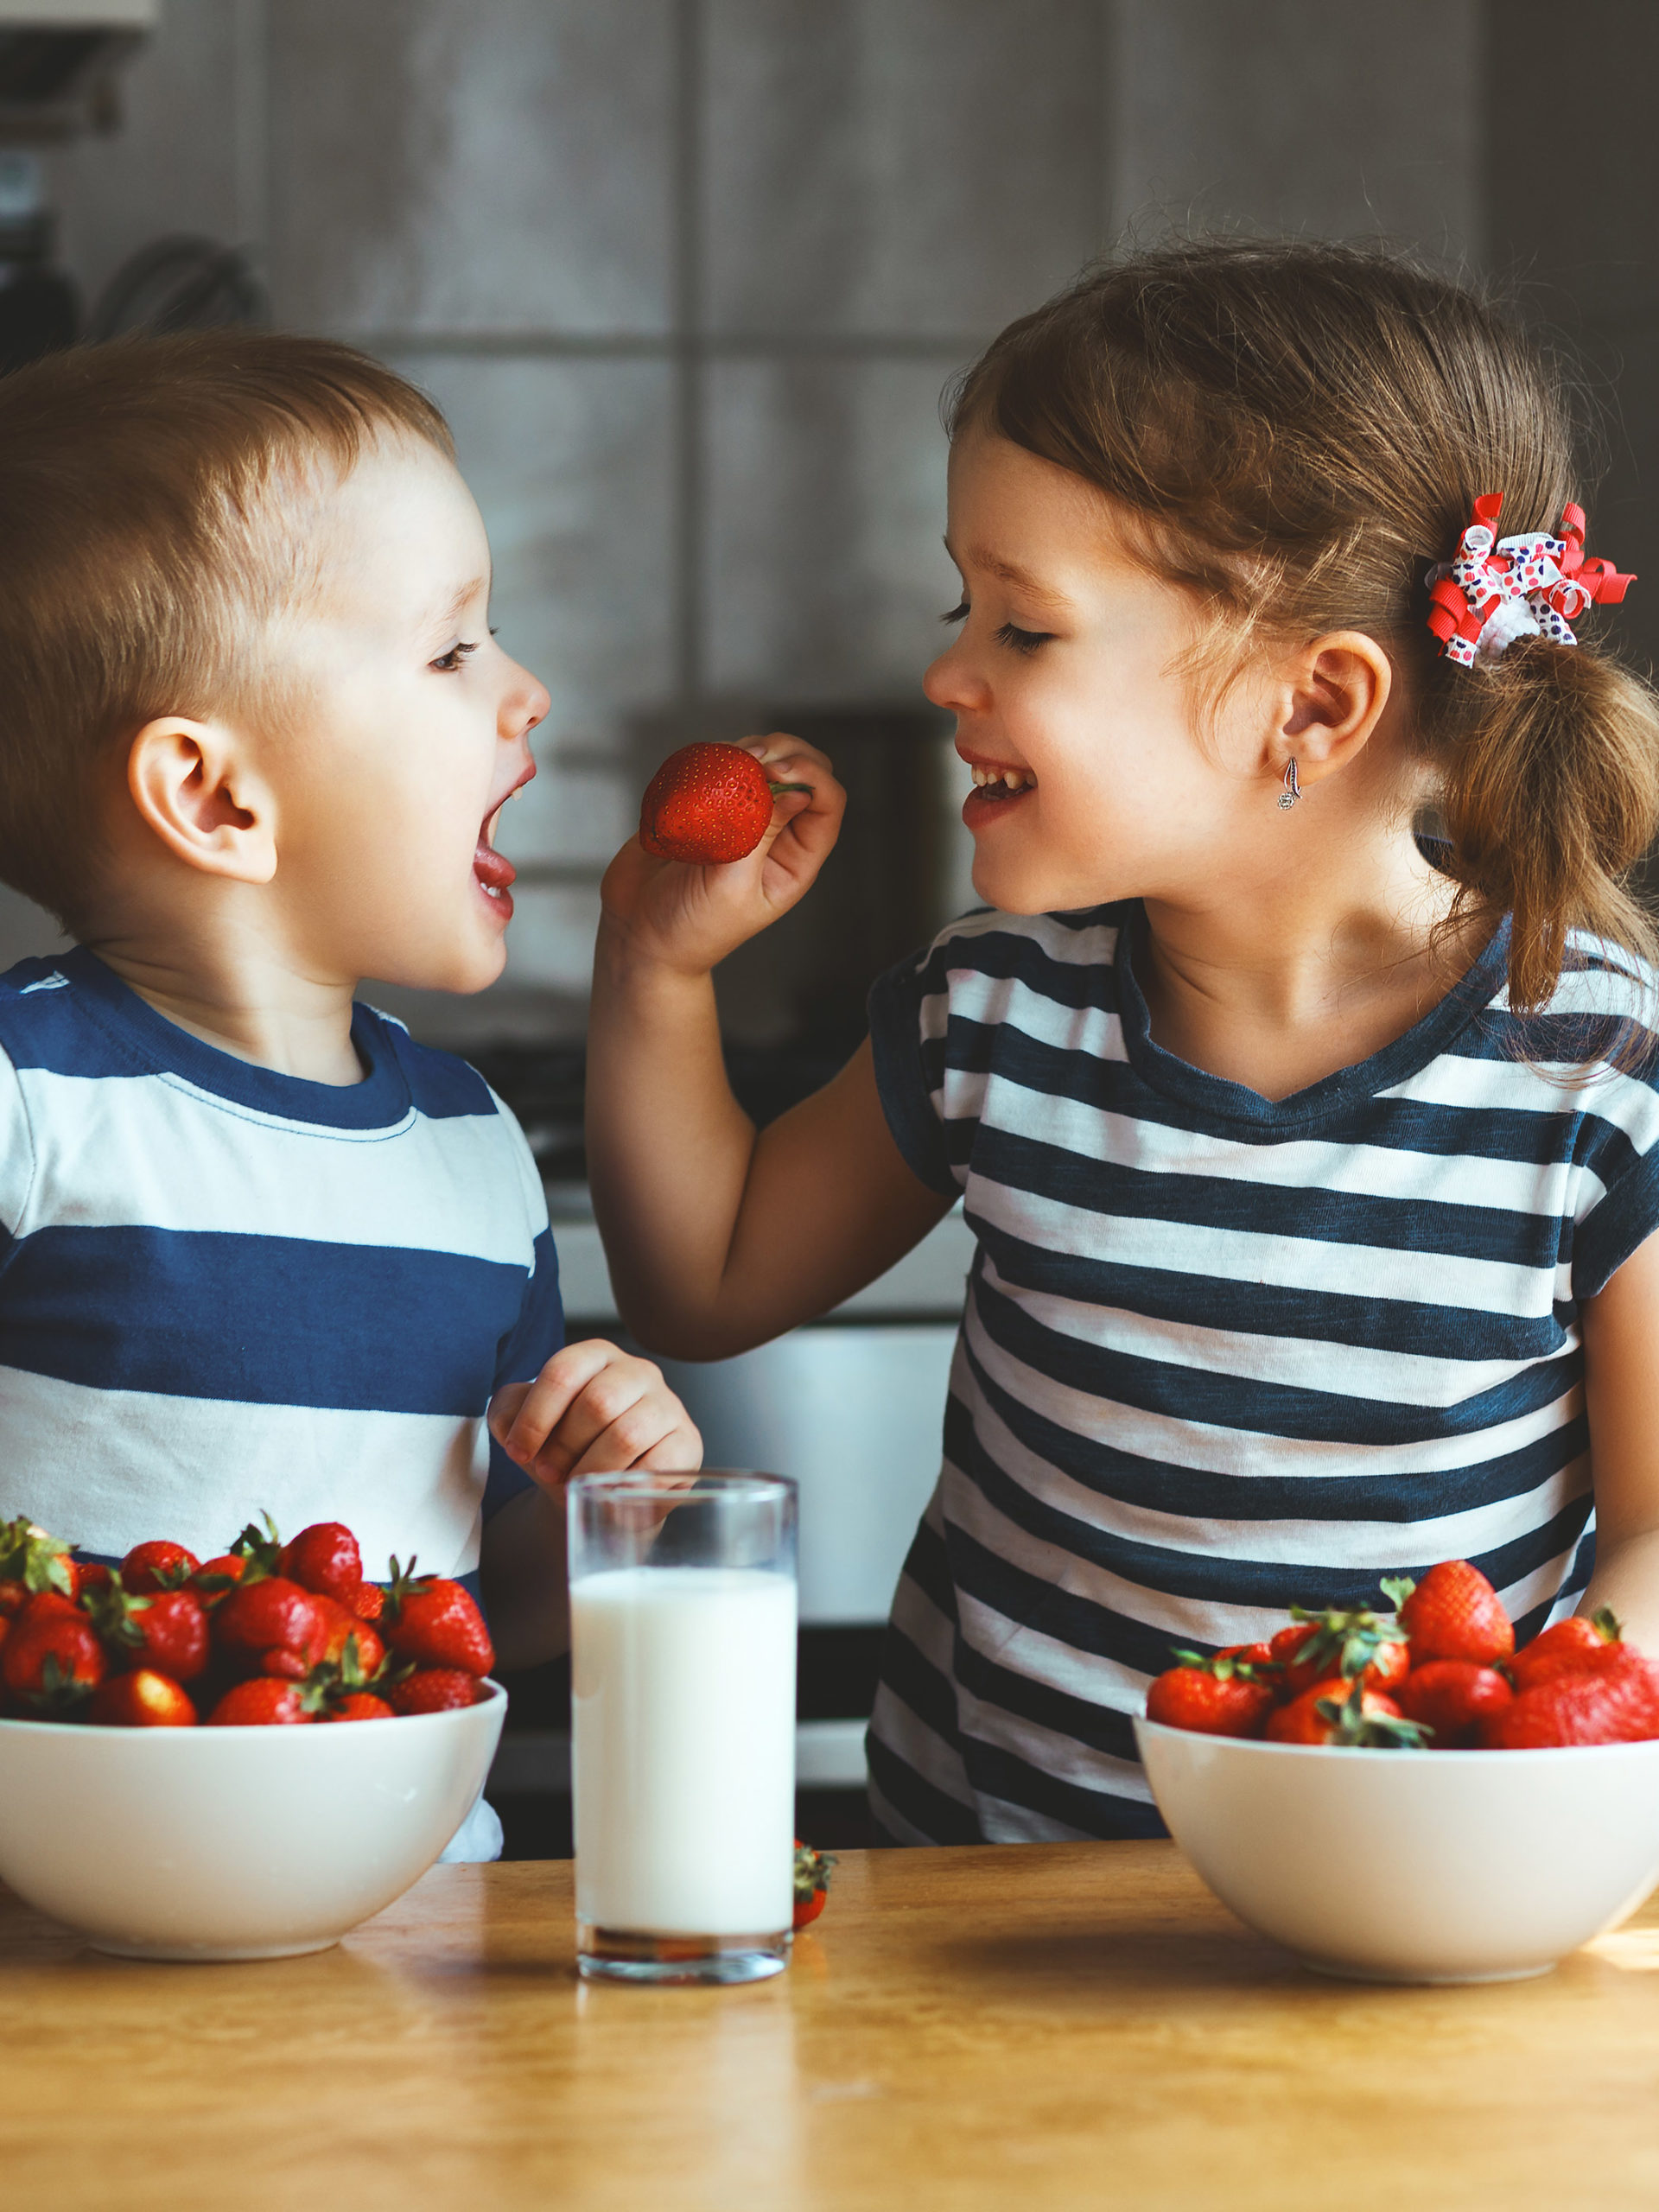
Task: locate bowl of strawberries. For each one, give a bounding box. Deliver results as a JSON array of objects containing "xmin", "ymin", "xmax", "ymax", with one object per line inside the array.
[
  {"xmin": 0, "ymin": 1513, "xmax": 505, "ymax": 1961},
  {"xmin": 1134, "ymin": 1560, "xmax": 1659, "ymax": 1984}
]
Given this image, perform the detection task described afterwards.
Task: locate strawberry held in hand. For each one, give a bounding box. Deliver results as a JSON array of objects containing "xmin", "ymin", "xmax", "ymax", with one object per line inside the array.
[{"xmin": 639, "ymin": 742, "xmax": 811, "ymax": 866}]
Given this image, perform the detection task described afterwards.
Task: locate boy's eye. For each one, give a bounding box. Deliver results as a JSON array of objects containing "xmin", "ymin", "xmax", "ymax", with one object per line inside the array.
[
  {"xmin": 941, "ymin": 601, "xmax": 969, "ymax": 626},
  {"xmin": 995, "ymin": 621, "xmax": 1052, "ymax": 656},
  {"xmin": 430, "ymin": 640, "xmax": 481, "ymax": 673}
]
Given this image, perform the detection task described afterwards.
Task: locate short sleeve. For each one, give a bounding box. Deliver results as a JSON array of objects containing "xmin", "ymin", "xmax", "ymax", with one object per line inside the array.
[
  {"xmin": 868, "ymin": 947, "xmax": 960, "ymax": 1198},
  {"xmin": 483, "ymin": 1204, "xmax": 566, "ymax": 1523},
  {"xmin": 1570, "ymin": 1076, "xmax": 1659, "ymax": 1301}
]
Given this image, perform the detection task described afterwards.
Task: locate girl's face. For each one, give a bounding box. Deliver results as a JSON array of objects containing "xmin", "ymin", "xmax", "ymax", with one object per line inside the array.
[{"xmin": 925, "ymin": 430, "xmax": 1280, "ymax": 916}]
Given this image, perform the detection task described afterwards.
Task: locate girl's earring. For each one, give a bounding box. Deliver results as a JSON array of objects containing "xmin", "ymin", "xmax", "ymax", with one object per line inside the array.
[{"xmin": 1278, "ymin": 759, "xmax": 1300, "ymax": 810}]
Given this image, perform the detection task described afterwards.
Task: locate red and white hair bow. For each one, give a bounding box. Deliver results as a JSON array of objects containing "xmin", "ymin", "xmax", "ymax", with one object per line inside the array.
[{"xmin": 1425, "ymin": 493, "xmax": 1636, "ymax": 668}]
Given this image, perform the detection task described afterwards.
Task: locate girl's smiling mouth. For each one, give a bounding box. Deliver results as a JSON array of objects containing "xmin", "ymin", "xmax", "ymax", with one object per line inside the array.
[{"xmin": 962, "ymin": 756, "xmax": 1038, "ymax": 827}]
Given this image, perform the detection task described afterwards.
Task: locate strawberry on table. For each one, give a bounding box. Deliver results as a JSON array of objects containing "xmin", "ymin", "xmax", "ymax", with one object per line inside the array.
[
  {"xmin": 793, "ymin": 1841, "xmax": 836, "ymax": 1932},
  {"xmin": 1482, "ymin": 1645, "xmax": 1659, "ymax": 1748},
  {"xmin": 1386, "ymin": 1562, "xmax": 1514, "ymax": 1668},
  {"xmin": 1146, "ymin": 1649, "xmax": 1280, "ymax": 1738},
  {"xmin": 1397, "ymin": 1660, "xmax": 1513, "ymax": 1746},
  {"xmin": 383, "ymin": 1560, "xmax": 493, "ymax": 1678},
  {"xmin": 281, "ymin": 1522, "xmax": 364, "ymax": 1610},
  {"xmin": 89, "ymin": 1669, "xmax": 198, "ymax": 1726},
  {"xmin": 386, "ymin": 1668, "xmax": 487, "ymax": 1716},
  {"xmin": 638, "ymin": 742, "xmax": 811, "ymax": 866},
  {"xmin": 1510, "ymin": 1608, "xmax": 1622, "ymax": 1693},
  {"xmin": 1265, "ymin": 1677, "xmax": 1427, "ymax": 1748}
]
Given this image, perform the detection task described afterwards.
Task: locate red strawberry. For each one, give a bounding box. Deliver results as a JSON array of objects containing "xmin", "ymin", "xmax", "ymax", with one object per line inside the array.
[
  {"xmin": 89, "ymin": 1670, "xmax": 198, "ymax": 1726},
  {"xmin": 386, "ymin": 1668, "xmax": 487, "ymax": 1716},
  {"xmin": 323, "ymin": 1692, "xmax": 397, "ymax": 1723},
  {"xmin": 119, "ymin": 1539, "xmax": 200, "ymax": 1595},
  {"xmin": 1, "ymin": 1606, "xmax": 106, "ymax": 1712},
  {"xmin": 1510, "ymin": 1608, "xmax": 1622, "ymax": 1693},
  {"xmin": 76, "ymin": 1562, "xmax": 113, "ymax": 1597},
  {"xmin": 281, "ymin": 1522, "xmax": 363, "ymax": 1609},
  {"xmin": 384, "ymin": 1560, "xmax": 493, "ymax": 1678},
  {"xmin": 0, "ymin": 1515, "xmax": 77, "ymax": 1602},
  {"xmin": 353, "ymin": 1582, "xmax": 385, "ymax": 1623},
  {"xmin": 1146, "ymin": 1649, "xmax": 1280, "ymax": 1738},
  {"xmin": 1270, "ymin": 1601, "xmax": 1409, "ymax": 1694},
  {"xmin": 638, "ymin": 743, "xmax": 811, "ymax": 866},
  {"xmin": 1482, "ymin": 1645, "xmax": 1659, "ymax": 1748},
  {"xmin": 212, "ymin": 1576, "xmax": 327, "ymax": 1680},
  {"xmin": 308, "ymin": 1592, "xmax": 387, "ymax": 1676},
  {"xmin": 191, "ymin": 1554, "xmax": 247, "ymax": 1608},
  {"xmin": 792, "ymin": 1840, "xmax": 836, "ymax": 1932},
  {"xmin": 207, "ymin": 1677, "xmax": 320, "ymax": 1726},
  {"xmin": 1397, "ymin": 1660, "xmax": 1513, "ymax": 1746},
  {"xmin": 1214, "ymin": 1642, "xmax": 1274, "ymax": 1668},
  {"xmin": 1387, "ymin": 1562, "xmax": 1514, "ymax": 1667},
  {"xmin": 86, "ymin": 1580, "xmax": 210, "ymax": 1683},
  {"xmin": 1265, "ymin": 1677, "xmax": 1427, "ymax": 1748}
]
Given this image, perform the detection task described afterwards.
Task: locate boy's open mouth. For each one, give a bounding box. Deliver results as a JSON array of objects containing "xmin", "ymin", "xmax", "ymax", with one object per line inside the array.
[
  {"xmin": 963, "ymin": 760, "xmax": 1038, "ymax": 820},
  {"xmin": 474, "ymin": 801, "xmax": 518, "ymax": 918}
]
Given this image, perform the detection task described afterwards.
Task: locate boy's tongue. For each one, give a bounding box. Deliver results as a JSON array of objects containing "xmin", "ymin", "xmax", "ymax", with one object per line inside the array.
[{"xmin": 474, "ymin": 840, "xmax": 516, "ymax": 893}]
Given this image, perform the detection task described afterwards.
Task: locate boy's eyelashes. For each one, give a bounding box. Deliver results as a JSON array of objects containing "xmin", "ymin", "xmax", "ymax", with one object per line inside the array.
[
  {"xmin": 940, "ymin": 600, "xmax": 1053, "ymax": 656},
  {"xmin": 429, "ymin": 626, "xmax": 500, "ymax": 675}
]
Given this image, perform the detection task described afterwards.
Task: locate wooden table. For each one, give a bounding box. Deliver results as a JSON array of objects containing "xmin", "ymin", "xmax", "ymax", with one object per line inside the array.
[{"xmin": 9, "ymin": 1842, "xmax": 1659, "ymax": 2210}]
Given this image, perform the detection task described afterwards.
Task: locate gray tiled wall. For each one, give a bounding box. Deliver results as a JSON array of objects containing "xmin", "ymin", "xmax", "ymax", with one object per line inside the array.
[{"xmin": 7, "ymin": 0, "xmax": 1503, "ymax": 1016}]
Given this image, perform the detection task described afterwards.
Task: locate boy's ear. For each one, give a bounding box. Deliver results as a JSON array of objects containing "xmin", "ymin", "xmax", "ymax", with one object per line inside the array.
[
  {"xmin": 126, "ymin": 717, "xmax": 278, "ymax": 885},
  {"xmin": 1274, "ymin": 632, "xmax": 1393, "ymax": 782}
]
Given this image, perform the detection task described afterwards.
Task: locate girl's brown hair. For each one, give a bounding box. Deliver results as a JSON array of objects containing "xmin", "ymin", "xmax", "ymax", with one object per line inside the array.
[
  {"xmin": 0, "ymin": 329, "xmax": 452, "ymax": 932},
  {"xmin": 950, "ymin": 238, "xmax": 1659, "ymax": 1020}
]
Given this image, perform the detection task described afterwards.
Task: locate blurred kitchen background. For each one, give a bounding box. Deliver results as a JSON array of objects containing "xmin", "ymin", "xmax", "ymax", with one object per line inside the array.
[{"xmin": 2, "ymin": 0, "xmax": 1656, "ymax": 1847}]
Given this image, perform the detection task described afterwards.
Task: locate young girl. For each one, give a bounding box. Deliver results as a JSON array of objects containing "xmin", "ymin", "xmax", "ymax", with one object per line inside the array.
[{"xmin": 574, "ymin": 239, "xmax": 1659, "ymax": 1845}]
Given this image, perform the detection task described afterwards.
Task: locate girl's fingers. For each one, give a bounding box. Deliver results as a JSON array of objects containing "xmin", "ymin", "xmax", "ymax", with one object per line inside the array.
[{"xmin": 558, "ymin": 1402, "xmax": 701, "ymax": 1484}]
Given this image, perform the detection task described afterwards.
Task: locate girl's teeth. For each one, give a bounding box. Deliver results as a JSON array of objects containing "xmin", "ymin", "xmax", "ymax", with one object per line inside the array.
[{"xmin": 969, "ymin": 765, "xmax": 1035, "ymax": 791}]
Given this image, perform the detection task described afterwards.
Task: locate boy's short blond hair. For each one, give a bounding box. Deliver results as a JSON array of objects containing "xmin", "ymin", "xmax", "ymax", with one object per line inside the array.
[{"xmin": 0, "ymin": 330, "xmax": 453, "ymax": 930}]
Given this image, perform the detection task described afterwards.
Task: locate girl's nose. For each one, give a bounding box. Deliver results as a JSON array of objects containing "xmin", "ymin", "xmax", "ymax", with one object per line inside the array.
[
  {"xmin": 924, "ymin": 639, "xmax": 985, "ymax": 715},
  {"xmin": 505, "ymin": 661, "xmax": 552, "ymax": 742}
]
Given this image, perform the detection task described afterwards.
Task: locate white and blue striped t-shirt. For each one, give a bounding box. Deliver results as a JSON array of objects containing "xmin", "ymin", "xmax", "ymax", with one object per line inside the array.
[
  {"xmin": 865, "ymin": 903, "xmax": 1659, "ymax": 1846},
  {"xmin": 0, "ymin": 949, "xmax": 558, "ymax": 1583}
]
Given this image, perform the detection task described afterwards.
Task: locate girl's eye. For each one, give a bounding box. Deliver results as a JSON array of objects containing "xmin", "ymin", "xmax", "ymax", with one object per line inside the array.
[
  {"xmin": 430, "ymin": 640, "xmax": 481, "ymax": 673},
  {"xmin": 941, "ymin": 601, "xmax": 969, "ymax": 626},
  {"xmin": 995, "ymin": 621, "xmax": 1052, "ymax": 656}
]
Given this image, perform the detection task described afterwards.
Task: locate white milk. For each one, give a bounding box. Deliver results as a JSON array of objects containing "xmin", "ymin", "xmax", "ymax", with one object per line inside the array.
[{"xmin": 571, "ymin": 1566, "xmax": 798, "ymax": 1936}]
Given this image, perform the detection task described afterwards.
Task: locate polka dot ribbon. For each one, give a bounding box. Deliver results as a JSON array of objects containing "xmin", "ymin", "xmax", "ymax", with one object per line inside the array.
[{"xmin": 1424, "ymin": 493, "xmax": 1636, "ymax": 668}]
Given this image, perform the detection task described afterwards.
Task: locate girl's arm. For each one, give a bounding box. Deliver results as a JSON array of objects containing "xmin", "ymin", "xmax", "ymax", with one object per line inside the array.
[
  {"xmin": 586, "ymin": 738, "xmax": 954, "ymax": 1360},
  {"xmin": 1579, "ymin": 1231, "xmax": 1659, "ymax": 1651}
]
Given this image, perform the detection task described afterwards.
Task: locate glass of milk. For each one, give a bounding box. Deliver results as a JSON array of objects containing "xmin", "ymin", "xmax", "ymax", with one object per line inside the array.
[{"xmin": 569, "ymin": 1471, "xmax": 798, "ymax": 1984}]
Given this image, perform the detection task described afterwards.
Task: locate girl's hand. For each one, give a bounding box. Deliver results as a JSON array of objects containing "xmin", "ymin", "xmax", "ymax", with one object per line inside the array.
[
  {"xmin": 598, "ymin": 735, "xmax": 844, "ymax": 978},
  {"xmin": 487, "ymin": 1340, "xmax": 703, "ymax": 1489}
]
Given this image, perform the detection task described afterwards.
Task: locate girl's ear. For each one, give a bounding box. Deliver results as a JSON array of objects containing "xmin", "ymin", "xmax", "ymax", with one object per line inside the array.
[
  {"xmin": 126, "ymin": 717, "xmax": 278, "ymax": 884},
  {"xmin": 1277, "ymin": 632, "xmax": 1393, "ymax": 782}
]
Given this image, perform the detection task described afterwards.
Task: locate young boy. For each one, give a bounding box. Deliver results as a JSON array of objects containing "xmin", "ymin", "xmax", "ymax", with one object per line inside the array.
[{"xmin": 0, "ymin": 331, "xmax": 699, "ymax": 1850}]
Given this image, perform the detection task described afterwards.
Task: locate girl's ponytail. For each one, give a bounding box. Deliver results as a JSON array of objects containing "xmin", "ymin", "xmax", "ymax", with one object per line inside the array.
[{"xmin": 1433, "ymin": 639, "xmax": 1659, "ymax": 1018}]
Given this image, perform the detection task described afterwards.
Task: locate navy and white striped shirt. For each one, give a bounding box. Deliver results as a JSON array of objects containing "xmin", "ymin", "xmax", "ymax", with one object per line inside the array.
[
  {"xmin": 865, "ymin": 904, "xmax": 1659, "ymax": 1846},
  {"xmin": 0, "ymin": 949, "xmax": 557, "ymax": 1580}
]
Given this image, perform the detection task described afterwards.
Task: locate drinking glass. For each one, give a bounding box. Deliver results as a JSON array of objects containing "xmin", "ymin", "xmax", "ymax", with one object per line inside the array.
[{"xmin": 568, "ymin": 1471, "xmax": 798, "ymax": 1984}]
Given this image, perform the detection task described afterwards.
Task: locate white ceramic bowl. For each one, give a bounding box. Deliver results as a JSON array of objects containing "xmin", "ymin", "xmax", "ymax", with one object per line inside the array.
[
  {"xmin": 0, "ymin": 1683, "xmax": 506, "ymax": 1961},
  {"xmin": 1135, "ymin": 1716, "xmax": 1659, "ymax": 1983}
]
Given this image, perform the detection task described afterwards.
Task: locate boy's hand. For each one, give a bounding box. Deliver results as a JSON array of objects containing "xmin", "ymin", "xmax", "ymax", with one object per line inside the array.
[
  {"xmin": 599, "ymin": 734, "xmax": 843, "ymax": 978},
  {"xmin": 487, "ymin": 1340, "xmax": 702, "ymax": 1489}
]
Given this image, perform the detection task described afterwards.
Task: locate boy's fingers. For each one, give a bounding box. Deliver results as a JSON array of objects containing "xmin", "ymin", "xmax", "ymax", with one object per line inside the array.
[
  {"xmin": 559, "ymin": 1402, "xmax": 690, "ymax": 1484},
  {"xmin": 496, "ymin": 1340, "xmax": 624, "ymax": 1465}
]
